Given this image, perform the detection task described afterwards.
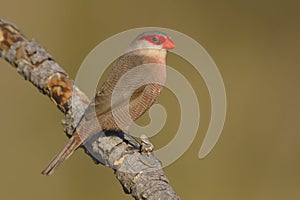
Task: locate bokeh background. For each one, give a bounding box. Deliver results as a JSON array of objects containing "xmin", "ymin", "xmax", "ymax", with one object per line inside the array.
[{"xmin": 1, "ymin": 1, "xmax": 300, "ymax": 199}]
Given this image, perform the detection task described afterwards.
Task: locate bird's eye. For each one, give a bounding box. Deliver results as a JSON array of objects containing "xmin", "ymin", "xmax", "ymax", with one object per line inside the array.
[{"xmin": 152, "ymin": 37, "xmax": 159, "ymax": 42}]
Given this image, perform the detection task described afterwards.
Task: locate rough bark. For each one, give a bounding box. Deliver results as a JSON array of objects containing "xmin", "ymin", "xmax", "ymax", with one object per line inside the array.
[{"xmin": 0, "ymin": 19, "xmax": 180, "ymax": 200}]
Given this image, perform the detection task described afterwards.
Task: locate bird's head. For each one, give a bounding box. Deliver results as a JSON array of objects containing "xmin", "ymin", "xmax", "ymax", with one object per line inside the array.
[{"xmin": 126, "ymin": 31, "xmax": 175, "ymax": 53}]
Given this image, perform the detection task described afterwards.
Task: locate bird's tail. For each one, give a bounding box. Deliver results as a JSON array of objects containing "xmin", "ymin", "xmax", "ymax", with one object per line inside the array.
[{"xmin": 41, "ymin": 133, "xmax": 82, "ymax": 176}]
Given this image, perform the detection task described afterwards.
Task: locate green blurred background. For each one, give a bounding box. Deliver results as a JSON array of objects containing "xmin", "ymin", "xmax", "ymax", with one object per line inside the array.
[{"xmin": 1, "ymin": 0, "xmax": 300, "ymax": 199}]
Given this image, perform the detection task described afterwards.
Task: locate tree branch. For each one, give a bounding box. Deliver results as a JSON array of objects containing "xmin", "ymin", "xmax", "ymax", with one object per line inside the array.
[{"xmin": 0, "ymin": 19, "xmax": 180, "ymax": 200}]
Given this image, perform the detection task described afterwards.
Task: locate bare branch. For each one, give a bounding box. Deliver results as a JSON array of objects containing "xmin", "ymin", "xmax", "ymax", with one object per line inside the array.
[{"xmin": 0, "ymin": 19, "xmax": 180, "ymax": 200}]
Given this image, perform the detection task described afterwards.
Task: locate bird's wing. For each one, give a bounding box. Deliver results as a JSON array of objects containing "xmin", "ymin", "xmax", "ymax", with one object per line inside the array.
[
  {"xmin": 84, "ymin": 84, "xmax": 146, "ymax": 120},
  {"xmin": 83, "ymin": 83, "xmax": 162, "ymax": 126}
]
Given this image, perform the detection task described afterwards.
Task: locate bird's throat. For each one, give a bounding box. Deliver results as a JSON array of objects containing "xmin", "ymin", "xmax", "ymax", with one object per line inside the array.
[{"xmin": 135, "ymin": 49, "xmax": 167, "ymax": 65}]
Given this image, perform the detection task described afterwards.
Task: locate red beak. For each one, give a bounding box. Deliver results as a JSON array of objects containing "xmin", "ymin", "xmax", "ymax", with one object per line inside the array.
[{"xmin": 162, "ymin": 38, "xmax": 175, "ymax": 50}]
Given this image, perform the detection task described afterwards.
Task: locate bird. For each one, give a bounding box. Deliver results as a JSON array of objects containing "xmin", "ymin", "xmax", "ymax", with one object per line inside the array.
[{"xmin": 41, "ymin": 31, "xmax": 175, "ymax": 175}]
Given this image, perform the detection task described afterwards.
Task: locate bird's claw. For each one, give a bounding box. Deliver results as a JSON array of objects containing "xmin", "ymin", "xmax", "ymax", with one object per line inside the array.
[{"xmin": 140, "ymin": 134, "xmax": 154, "ymax": 154}]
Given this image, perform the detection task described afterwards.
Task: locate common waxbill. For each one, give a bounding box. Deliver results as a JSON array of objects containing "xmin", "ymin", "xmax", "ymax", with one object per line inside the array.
[{"xmin": 41, "ymin": 31, "xmax": 175, "ymax": 175}]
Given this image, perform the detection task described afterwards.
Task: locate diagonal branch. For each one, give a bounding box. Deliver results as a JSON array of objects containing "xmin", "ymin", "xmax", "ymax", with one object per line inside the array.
[{"xmin": 0, "ymin": 19, "xmax": 180, "ymax": 200}]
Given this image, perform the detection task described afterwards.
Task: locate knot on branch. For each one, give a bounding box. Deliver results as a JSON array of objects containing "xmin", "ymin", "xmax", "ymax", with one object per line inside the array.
[{"xmin": 45, "ymin": 72, "xmax": 73, "ymax": 112}]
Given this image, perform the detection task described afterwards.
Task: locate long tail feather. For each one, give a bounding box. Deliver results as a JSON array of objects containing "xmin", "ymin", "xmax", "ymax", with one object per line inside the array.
[{"xmin": 41, "ymin": 133, "xmax": 82, "ymax": 175}]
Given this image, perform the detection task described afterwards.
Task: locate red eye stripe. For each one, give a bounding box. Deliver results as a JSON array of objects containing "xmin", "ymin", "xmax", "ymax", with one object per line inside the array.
[{"xmin": 140, "ymin": 35, "xmax": 166, "ymax": 45}]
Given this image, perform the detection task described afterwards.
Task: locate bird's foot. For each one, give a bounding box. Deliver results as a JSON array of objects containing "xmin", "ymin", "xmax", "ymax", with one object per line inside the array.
[{"xmin": 140, "ymin": 134, "xmax": 154, "ymax": 154}]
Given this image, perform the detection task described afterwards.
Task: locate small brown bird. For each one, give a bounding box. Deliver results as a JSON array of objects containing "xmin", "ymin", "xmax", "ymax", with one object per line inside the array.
[{"xmin": 41, "ymin": 31, "xmax": 175, "ymax": 175}]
